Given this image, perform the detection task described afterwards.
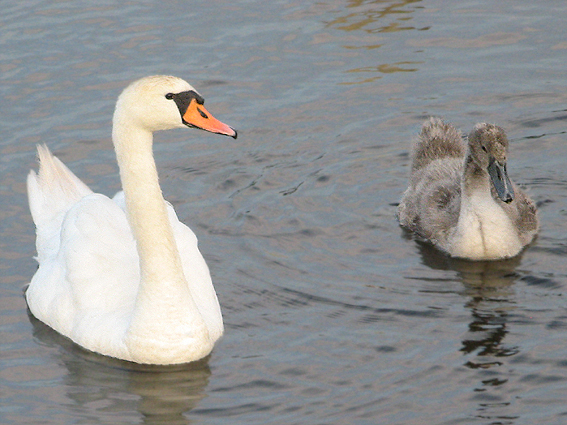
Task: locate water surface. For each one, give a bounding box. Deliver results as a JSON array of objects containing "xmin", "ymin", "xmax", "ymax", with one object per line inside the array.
[{"xmin": 2, "ymin": 1, "xmax": 567, "ymax": 424}]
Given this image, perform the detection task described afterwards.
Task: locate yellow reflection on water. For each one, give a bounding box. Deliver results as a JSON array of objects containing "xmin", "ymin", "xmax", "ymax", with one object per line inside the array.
[
  {"xmin": 324, "ymin": 0, "xmax": 425, "ymax": 84},
  {"xmin": 326, "ymin": 0, "xmax": 424, "ymax": 34},
  {"xmin": 340, "ymin": 61, "xmax": 423, "ymax": 85}
]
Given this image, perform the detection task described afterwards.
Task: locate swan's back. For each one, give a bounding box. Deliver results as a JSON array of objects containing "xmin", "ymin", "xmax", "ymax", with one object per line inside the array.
[
  {"xmin": 27, "ymin": 145, "xmax": 93, "ymax": 262},
  {"xmin": 398, "ymin": 118, "xmax": 465, "ymax": 240},
  {"xmin": 410, "ymin": 117, "xmax": 465, "ymax": 173},
  {"xmin": 26, "ymin": 147, "xmax": 137, "ymax": 349}
]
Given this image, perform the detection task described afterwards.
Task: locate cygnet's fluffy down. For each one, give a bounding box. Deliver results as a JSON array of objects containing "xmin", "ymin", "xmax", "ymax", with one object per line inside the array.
[{"xmin": 398, "ymin": 117, "xmax": 538, "ymax": 260}]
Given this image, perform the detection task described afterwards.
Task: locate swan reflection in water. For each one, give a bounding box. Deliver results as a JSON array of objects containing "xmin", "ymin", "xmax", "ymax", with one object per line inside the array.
[
  {"xmin": 28, "ymin": 311, "xmax": 212, "ymax": 425},
  {"xmin": 416, "ymin": 239, "xmax": 522, "ymax": 371}
]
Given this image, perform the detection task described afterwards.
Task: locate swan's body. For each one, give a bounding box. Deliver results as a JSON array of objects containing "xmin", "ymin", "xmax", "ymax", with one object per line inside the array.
[
  {"xmin": 26, "ymin": 75, "xmax": 236, "ymax": 364},
  {"xmin": 398, "ymin": 118, "xmax": 538, "ymax": 260}
]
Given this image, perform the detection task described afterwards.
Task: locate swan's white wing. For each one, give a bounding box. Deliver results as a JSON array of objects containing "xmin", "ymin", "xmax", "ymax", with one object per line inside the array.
[
  {"xmin": 26, "ymin": 193, "xmax": 139, "ymax": 357},
  {"xmin": 27, "ymin": 146, "xmax": 93, "ymax": 225},
  {"xmin": 27, "ymin": 145, "xmax": 93, "ymax": 264},
  {"xmin": 166, "ymin": 204, "xmax": 224, "ymax": 342}
]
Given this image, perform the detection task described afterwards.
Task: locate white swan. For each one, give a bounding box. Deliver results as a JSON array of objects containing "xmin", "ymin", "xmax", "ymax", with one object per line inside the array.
[
  {"xmin": 398, "ymin": 117, "xmax": 538, "ymax": 260},
  {"xmin": 26, "ymin": 75, "xmax": 237, "ymax": 364}
]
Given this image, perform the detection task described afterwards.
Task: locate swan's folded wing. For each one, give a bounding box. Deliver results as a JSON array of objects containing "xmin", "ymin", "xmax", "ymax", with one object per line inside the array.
[
  {"xmin": 62, "ymin": 194, "xmax": 139, "ymax": 314},
  {"xmin": 26, "ymin": 193, "xmax": 139, "ymax": 346},
  {"xmin": 27, "ymin": 146, "xmax": 94, "ymax": 263},
  {"xmin": 27, "ymin": 145, "xmax": 93, "ymax": 228},
  {"xmin": 166, "ymin": 203, "xmax": 224, "ymax": 342},
  {"xmin": 499, "ymin": 187, "xmax": 539, "ymax": 246}
]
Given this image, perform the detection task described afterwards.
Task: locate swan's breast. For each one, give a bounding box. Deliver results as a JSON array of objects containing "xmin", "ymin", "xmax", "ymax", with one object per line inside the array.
[{"xmin": 449, "ymin": 192, "xmax": 522, "ymax": 260}]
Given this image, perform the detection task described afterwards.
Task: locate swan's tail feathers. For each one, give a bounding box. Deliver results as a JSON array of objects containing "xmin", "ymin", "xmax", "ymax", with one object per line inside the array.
[
  {"xmin": 411, "ymin": 117, "xmax": 466, "ymax": 172},
  {"xmin": 27, "ymin": 145, "xmax": 93, "ymax": 226}
]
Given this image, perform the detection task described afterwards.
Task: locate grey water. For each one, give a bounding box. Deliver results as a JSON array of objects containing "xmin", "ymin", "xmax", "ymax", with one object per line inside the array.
[{"xmin": 1, "ymin": 1, "xmax": 567, "ymax": 424}]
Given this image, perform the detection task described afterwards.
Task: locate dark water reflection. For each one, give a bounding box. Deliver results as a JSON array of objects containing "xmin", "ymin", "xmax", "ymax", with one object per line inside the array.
[
  {"xmin": 413, "ymin": 240, "xmax": 567, "ymax": 423},
  {"xmin": 29, "ymin": 313, "xmax": 211, "ymax": 425},
  {"xmin": 418, "ymin": 242, "xmax": 521, "ymax": 361}
]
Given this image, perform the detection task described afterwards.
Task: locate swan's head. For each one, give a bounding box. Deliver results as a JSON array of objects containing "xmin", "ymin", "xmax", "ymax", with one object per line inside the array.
[
  {"xmin": 468, "ymin": 123, "xmax": 514, "ymax": 203},
  {"xmin": 113, "ymin": 75, "xmax": 237, "ymax": 138}
]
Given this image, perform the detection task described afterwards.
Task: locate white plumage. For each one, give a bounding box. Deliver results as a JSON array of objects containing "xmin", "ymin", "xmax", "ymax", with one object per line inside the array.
[{"xmin": 26, "ymin": 75, "xmax": 236, "ymax": 364}]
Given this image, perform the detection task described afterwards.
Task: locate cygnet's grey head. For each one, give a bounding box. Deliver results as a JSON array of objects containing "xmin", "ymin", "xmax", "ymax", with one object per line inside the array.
[{"xmin": 468, "ymin": 123, "xmax": 514, "ymax": 203}]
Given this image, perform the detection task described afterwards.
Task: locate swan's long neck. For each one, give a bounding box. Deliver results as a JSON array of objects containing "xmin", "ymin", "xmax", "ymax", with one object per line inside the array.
[
  {"xmin": 461, "ymin": 152, "xmax": 490, "ymax": 198},
  {"xmin": 113, "ymin": 123, "xmax": 185, "ymax": 284},
  {"xmin": 112, "ymin": 120, "xmax": 209, "ymax": 361}
]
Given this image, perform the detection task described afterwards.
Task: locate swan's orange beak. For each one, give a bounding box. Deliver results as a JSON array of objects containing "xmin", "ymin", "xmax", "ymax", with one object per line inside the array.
[{"xmin": 182, "ymin": 99, "xmax": 237, "ymax": 139}]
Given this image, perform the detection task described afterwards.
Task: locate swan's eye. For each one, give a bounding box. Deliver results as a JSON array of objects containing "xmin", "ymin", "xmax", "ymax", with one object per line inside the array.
[{"xmin": 165, "ymin": 93, "xmax": 175, "ymax": 100}]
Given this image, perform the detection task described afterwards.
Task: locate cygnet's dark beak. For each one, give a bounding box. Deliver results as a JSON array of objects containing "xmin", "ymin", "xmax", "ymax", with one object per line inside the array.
[{"xmin": 488, "ymin": 158, "xmax": 514, "ymax": 203}]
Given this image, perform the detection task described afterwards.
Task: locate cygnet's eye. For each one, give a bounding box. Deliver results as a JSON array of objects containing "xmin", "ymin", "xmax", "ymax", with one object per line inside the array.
[
  {"xmin": 165, "ymin": 93, "xmax": 175, "ymax": 100},
  {"xmin": 481, "ymin": 145, "xmax": 487, "ymax": 152}
]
